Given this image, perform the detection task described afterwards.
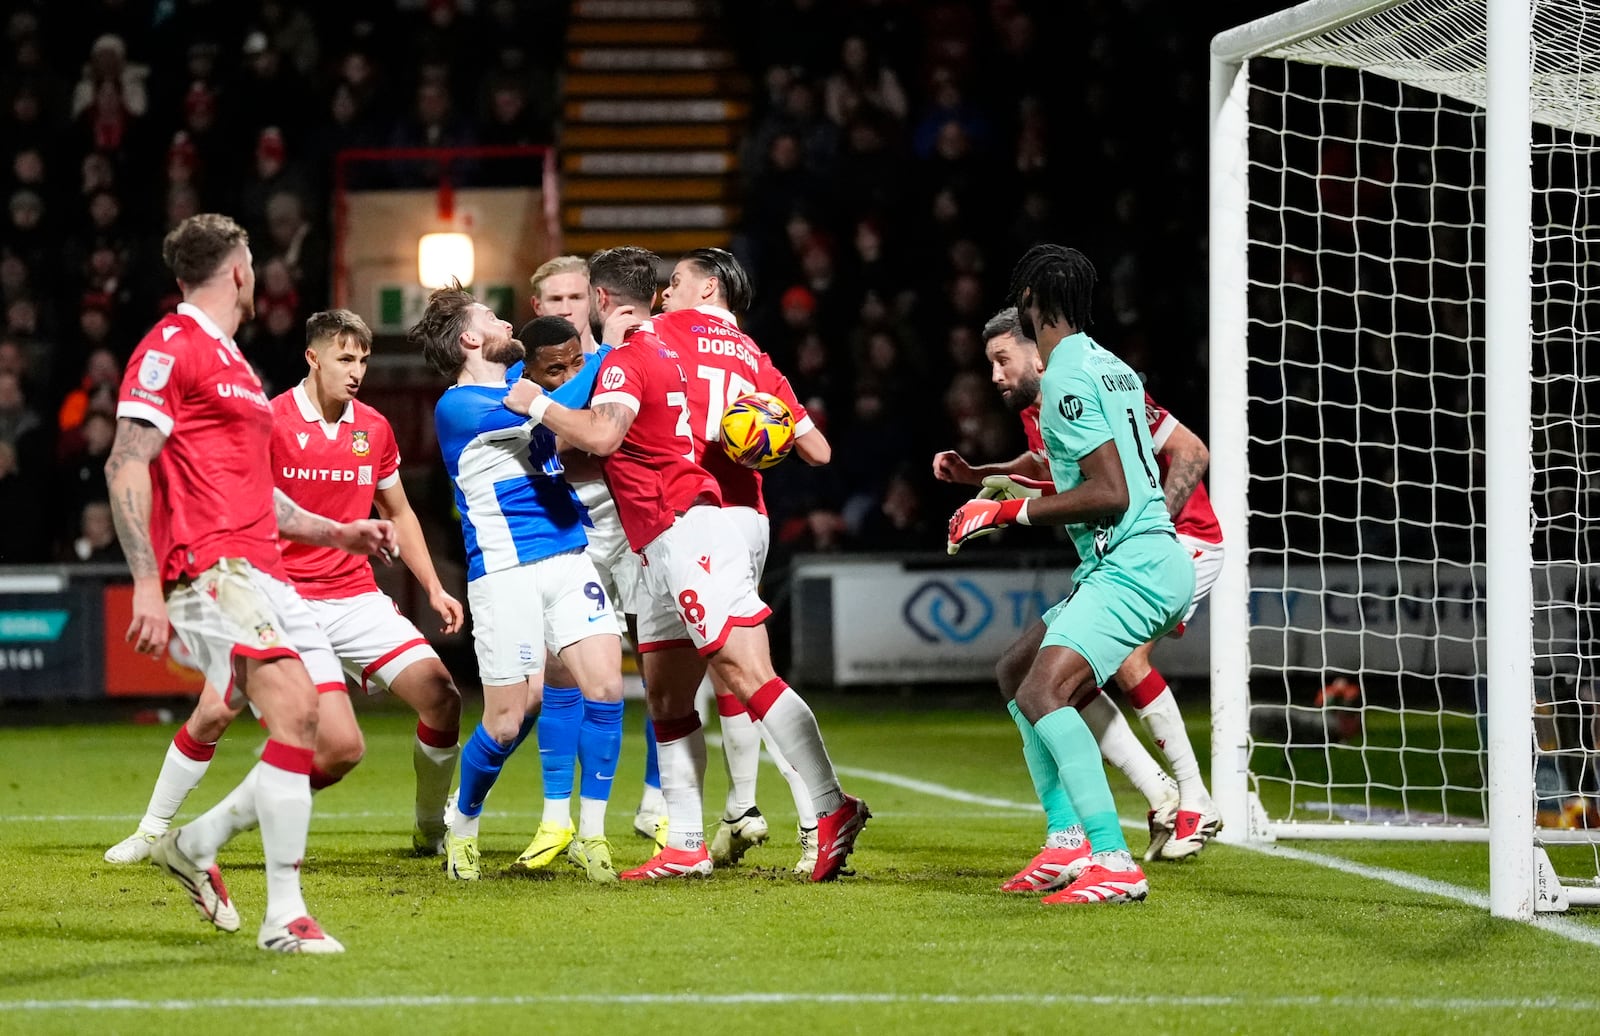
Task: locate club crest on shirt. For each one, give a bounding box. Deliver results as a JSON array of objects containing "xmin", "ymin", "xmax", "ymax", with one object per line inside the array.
[
  {"xmin": 254, "ymin": 621, "xmax": 280, "ymax": 647},
  {"xmin": 351, "ymin": 430, "xmax": 370, "ymax": 456},
  {"xmin": 139, "ymin": 350, "xmax": 175, "ymax": 390}
]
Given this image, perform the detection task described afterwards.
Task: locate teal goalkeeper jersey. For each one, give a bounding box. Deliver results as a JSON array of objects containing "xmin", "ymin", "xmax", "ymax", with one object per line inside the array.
[{"xmin": 1038, "ymin": 331, "xmax": 1175, "ymax": 580}]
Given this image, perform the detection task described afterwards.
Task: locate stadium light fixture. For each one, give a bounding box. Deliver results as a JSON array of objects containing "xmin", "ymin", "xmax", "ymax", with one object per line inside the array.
[
  {"xmin": 417, "ymin": 166, "xmax": 474, "ymax": 288},
  {"xmin": 418, "ymin": 231, "xmax": 474, "ymax": 289}
]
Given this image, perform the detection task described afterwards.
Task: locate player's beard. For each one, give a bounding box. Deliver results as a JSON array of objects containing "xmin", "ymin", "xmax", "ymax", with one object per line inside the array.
[
  {"xmin": 484, "ymin": 335, "xmax": 526, "ymax": 367},
  {"xmin": 1003, "ymin": 369, "xmax": 1042, "ymax": 413}
]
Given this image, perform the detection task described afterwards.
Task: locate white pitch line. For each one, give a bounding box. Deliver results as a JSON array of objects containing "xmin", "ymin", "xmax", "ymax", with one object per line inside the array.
[
  {"xmin": 832, "ymin": 764, "xmax": 1037, "ymax": 812},
  {"xmin": 830, "ymin": 761, "xmax": 1600, "ymax": 950},
  {"xmin": 7, "ymin": 990, "xmax": 1599, "ymax": 1013},
  {"xmin": 15, "ymin": 743, "xmax": 1600, "ymax": 950}
]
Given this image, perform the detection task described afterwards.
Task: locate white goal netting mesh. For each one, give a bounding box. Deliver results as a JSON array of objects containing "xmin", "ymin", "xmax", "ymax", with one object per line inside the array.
[{"xmin": 1239, "ymin": 0, "xmax": 1600, "ymax": 867}]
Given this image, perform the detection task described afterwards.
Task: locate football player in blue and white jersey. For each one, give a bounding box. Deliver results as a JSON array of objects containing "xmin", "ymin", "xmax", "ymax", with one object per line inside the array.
[{"xmin": 410, "ymin": 289, "xmax": 625, "ymax": 882}]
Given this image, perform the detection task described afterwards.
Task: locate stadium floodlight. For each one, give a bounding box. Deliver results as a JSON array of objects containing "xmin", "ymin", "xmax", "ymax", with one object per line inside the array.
[
  {"xmin": 418, "ymin": 232, "xmax": 475, "ymax": 290},
  {"xmin": 1209, "ymin": 0, "xmax": 1600, "ymax": 920}
]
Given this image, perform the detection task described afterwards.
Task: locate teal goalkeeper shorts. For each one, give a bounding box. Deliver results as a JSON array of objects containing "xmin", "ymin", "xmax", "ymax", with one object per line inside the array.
[{"xmin": 1040, "ymin": 531, "xmax": 1197, "ymax": 686}]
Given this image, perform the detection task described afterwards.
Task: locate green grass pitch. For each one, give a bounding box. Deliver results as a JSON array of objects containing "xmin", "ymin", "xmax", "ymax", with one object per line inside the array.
[{"xmin": 2, "ymin": 698, "xmax": 1599, "ymax": 1035}]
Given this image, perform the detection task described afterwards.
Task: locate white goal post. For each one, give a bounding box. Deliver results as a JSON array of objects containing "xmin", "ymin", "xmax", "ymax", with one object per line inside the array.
[{"xmin": 1209, "ymin": 0, "xmax": 1600, "ymax": 920}]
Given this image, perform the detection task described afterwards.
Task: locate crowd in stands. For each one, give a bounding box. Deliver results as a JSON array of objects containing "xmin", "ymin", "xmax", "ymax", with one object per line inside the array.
[{"xmin": 0, "ymin": 0, "xmax": 1259, "ymax": 566}]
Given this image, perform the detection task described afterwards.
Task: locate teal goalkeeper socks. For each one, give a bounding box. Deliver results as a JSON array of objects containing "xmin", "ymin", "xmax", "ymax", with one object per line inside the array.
[
  {"xmin": 1007, "ymin": 700, "xmax": 1079, "ymax": 834},
  {"xmin": 1034, "ymin": 705, "xmax": 1129, "ymax": 855}
]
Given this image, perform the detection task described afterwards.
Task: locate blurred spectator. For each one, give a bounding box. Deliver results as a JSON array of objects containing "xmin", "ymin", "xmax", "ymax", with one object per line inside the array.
[
  {"xmin": 387, "ymin": 79, "xmax": 476, "ymax": 187},
  {"xmin": 58, "ymin": 407, "xmax": 114, "ymax": 522},
  {"xmin": 823, "ymin": 35, "xmax": 908, "ymax": 126},
  {"xmin": 0, "ymin": 369, "xmax": 42, "ymax": 447},
  {"xmin": 853, "ymin": 466, "xmax": 933, "ymax": 550},
  {"xmin": 262, "ymin": 191, "xmax": 327, "ymax": 310},
  {"xmin": 235, "ymin": 31, "xmax": 311, "ymax": 144},
  {"xmin": 0, "ymin": 439, "xmax": 50, "ymax": 563},
  {"xmin": 69, "ymin": 34, "xmax": 147, "ymax": 119},
  {"xmin": 67, "ymin": 499, "xmax": 122, "ymax": 563},
  {"xmin": 57, "ymin": 347, "xmax": 119, "ymax": 436},
  {"xmin": 257, "ymin": 1, "xmax": 321, "ymax": 78},
  {"xmin": 240, "ymin": 127, "xmax": 312, "ymax": 242}
]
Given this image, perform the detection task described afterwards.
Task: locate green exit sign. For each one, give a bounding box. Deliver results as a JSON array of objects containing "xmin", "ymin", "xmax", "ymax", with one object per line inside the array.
[{"xmin": 374, "ymin": 284, "xmax": 517, "ymax": 334}]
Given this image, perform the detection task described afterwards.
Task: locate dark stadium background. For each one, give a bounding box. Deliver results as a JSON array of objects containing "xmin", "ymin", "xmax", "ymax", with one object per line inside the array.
[{"xmin": 0, "ymin": 0, "xmax": 1284, "ymax": 691}]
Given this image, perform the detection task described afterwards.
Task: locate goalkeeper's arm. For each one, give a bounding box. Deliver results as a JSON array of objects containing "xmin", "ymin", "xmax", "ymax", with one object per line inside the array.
[
  {"xmin": 947, "ymin": 442, "xmax": 1128, "ymax": 553},
  {"xmin": 932, "ymin": 448, "xmax": 1050, "ymax": 486}
]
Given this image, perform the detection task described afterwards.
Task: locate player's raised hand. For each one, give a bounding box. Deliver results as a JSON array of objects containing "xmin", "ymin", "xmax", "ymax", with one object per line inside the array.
[
  {"xmin": 976, "ymin": 473, "xmax": 1056, "ymax": 501},
  {"xmin": 946, "ymin": 498, "xmax": 1027, "ymax": 556},
  {"xmin": 931, "ymin": 450, "xmax": 976, "ymax": 485},
  {"xmin": 602, "ymin": 304, "xmax": 642, "ymax": 346},
  {"xmin": 429, "ymin": 586, "xmax": 464, "ymax": 634},
  {"xmin": 504, "ymin": 378, "xmax": 544, "ymax": 416},
  {"xmin": 126, "ymin": 580, "xmax": 170, "ymax": 657},
  {"xmin": 338, "ymin": 518, "xmax": 399, "ymax": 562}
]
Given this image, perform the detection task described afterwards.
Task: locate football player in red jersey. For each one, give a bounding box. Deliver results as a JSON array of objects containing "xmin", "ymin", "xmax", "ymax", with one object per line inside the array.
[
  {"xmin": 652, "ymin": 247, "xmax": 832, "ymax": 871},
  {"xmin": 106, "ymin": 309, "xmax": 466, "ymax": 868},
  {"xmin": 107, "ymin": 215, "xmax": 395, "ymax": 953},
  {"xmin": 933, "ymin": 307, "xmax": 1224, "ymax": 870},
  {"xmin": 504, "ymin": 246, "xmax": 869, "ymax": 882}
]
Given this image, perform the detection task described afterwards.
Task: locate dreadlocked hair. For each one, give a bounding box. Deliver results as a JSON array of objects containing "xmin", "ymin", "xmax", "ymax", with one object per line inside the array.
[{"xmin": 1006, "ymin": 244, "xmax": 1097, "ymax": 331}]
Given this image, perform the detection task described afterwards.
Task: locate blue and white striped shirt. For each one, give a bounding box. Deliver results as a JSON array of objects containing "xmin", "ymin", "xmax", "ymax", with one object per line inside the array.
[{"xmin": 434, "ymin": 349, "xmax": 608, "ymax": 580}]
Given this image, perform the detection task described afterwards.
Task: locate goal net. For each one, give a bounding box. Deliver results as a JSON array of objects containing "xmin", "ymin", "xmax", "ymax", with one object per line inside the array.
[{"xmin": 1209, "ymin": 0, "xmax": 1600, "ymax": 916}]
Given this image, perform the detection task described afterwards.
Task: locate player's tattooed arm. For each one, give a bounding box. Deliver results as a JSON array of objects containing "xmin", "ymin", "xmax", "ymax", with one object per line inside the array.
[
  {"xmin": 1158, "ymin": 422, "xmax": 1210, "ymax": 518},
  {"xmin": 506, "ymin": 377, "xmax": 637, "ymax": 457},
  {"xmin": 274, "ymin": 488, "xmax": 398, "ymax": 560},
  {"xmin": 274, "ymin": 487, "xmax": 339, "ymax": 544},
  {"xmin": 104, "ymin": 417, "xmax": 168, "ymax": 582}
]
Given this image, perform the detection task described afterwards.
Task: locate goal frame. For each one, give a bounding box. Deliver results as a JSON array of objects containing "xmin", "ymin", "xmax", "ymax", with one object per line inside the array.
[{"xmin": 1207, "ymin": 0, "xmax": 1540, "ymax": 919}]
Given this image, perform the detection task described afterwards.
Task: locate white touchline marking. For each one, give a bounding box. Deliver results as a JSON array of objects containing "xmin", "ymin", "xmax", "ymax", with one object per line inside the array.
[
  {"xmin": 820, "ymin": 757, "xmax": 1600, "ymax": 949},
  {"xmin": 832, "ymin": 764, "xmax": 1037, "ymax": 812},
  {"xmin": 0, "ymin": 809, "xmax": 1021, "ymax": 824},
  {"xmin": 6, "ymin": 991, "xmax": 1599, "ymax": 1013},
  {"xmin": 15, "ymin": 740, "xmax": 1600, "ymax": 950},
  {"xmin": 1223, "ymin": 840, "xmax": 1600, "ymax": 949}
]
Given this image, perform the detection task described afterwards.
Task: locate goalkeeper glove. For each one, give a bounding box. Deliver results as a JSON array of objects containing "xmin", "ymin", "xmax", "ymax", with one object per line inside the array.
[
  {"xmin": 976, "ymin": 473, "xmax": 1056, "ymax": 501},
  {"xmin": 946, "ymin": 497, "xmax": 1030, "ymax": 556}
]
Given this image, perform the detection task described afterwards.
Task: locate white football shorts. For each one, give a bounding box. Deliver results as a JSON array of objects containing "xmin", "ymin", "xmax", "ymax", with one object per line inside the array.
[
  {"xmin": 579, "ymin": 484, "xmax": 642, "ymax": 616},
  {"xmin": 722, "ymin": 505, "xmax": 771, "ymax": 583},
  {"xmin": 636, "ymin": 505, "xmax": 769, "ymax": 656},
  {"xmin": 303, "ymin": 591, "xmax": 438, "ymax": 694},
  {"xmin": 468, "ymin": 548, "xmax": 621, "ymax": 685},
  {"xmin": 1176, "ymin": 534, "xmax": 1225, "ymax": 630},
  {"xmin": 166, "ymin": 558, "xmax": 345, "ymax": 704}
]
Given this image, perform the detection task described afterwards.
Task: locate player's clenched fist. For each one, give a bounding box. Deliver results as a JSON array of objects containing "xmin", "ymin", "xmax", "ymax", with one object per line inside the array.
[
  {"xmin": 931, "ymin": 449, "xmax": 976, "ymax": 485},
  {"xmin": 946, "ymin": 497, "xmax": 1029, "ymax": 555},
  {"xmin": 504, "ymin": 378, "xmax": 545, "ymax": 416},
  {"xmin": 338, "ymin": 518, "xmax": 399, "ymax": 562}
]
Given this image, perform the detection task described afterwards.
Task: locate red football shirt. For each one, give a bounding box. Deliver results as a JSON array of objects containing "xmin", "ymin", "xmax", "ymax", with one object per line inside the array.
[
  {"xmin": 650, "ymin": 305, "xmax": 814, "ymax": 513},
  {"xmin": 115, "ymin": 303, "xmax": 286, "ymax": 583},
  {"xmin": 592, "ymin": 325, "xmax": 722, "ymax": 551},
  {"xmin": 1145, "ymin": 392, "xmax": 1223, "ymax": 544},
  {"xmin": 1017, "ymin": 391, "xmax": 1223, "ymax": 545},
  {"xmin": 1020, "ymin": 403, "xmax": 1045, "ymax": 456},
  {"xmin": 270, "ymin": 385, "xmax": 401, "ymax": 599}
]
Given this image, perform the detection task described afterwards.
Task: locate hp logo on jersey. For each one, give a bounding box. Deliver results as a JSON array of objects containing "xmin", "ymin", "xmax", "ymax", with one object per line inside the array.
[
  {"xmin": 600, "ymin": 367, "xmax": 626, "ymax": 390},
  {"xmin": 1059, "ymin": 395, "xmax": 1083, "ymax": 421}
]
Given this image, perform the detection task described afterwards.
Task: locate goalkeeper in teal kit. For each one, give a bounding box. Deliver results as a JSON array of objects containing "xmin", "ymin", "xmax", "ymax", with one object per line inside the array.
[{"xmin": 947, "ymin": 244, "xmax": 1194, "ymax": 904}]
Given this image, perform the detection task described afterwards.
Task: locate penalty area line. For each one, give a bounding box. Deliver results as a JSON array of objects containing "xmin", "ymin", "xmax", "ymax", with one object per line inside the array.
[
  {"xmin": 825, "ymin": 759, "xmax": 1600, "ymax": 950},
  {"xmin": 6, "ymin": 990, "xmax": 1600, "ymax": 1013}
]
